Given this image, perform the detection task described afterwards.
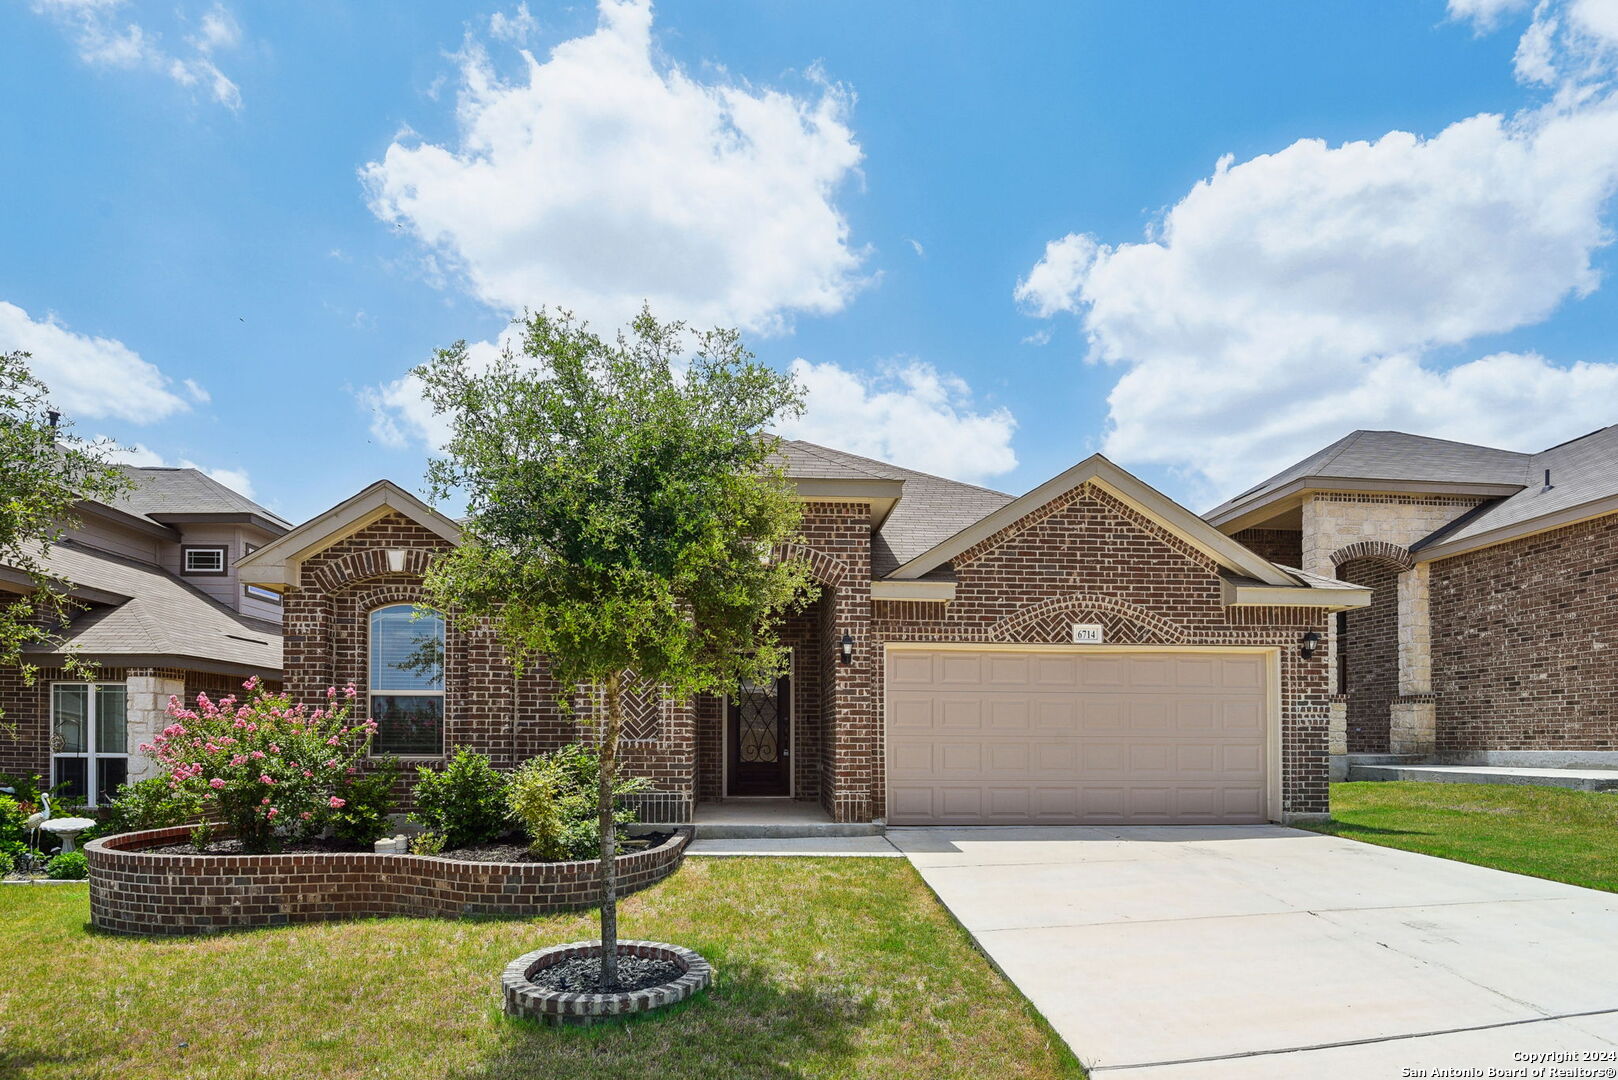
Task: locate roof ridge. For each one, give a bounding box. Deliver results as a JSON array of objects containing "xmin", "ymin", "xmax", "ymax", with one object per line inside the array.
[
  {"xmin": 783, "ymin": 440, "xmax": 895, "ymax": 481},
  {"xmin": 786, "ymin": 439, "xmax": 1013, "ymax": 498}
]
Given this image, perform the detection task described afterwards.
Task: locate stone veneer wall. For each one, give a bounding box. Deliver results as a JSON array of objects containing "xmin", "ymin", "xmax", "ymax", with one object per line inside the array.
[
  {"xmin": 1430, "ymin": 514, "xmax": 1618, "ymax": 752},
  {"xmin": 87, "ymin": 825, "xmax": 689, "ymax": 935},
  {"xmin": 872, "ymin": 482, "xmax": 1334, "ymax": 819}
]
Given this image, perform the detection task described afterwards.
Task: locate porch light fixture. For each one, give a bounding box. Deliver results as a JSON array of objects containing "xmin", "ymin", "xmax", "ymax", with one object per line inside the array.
[
  {"xmin": 839, "ymin": 631, "xmax": 854, "ymax": 665},
  {"xmin": 1300, "ymin": 631, "xmax": 1321, "ymax": 660}
]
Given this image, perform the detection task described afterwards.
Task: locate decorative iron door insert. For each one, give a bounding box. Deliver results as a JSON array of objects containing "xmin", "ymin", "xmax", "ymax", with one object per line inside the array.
[{"xmin": 726, "ymin": 674, "xmax": 790, "ymax": 796}]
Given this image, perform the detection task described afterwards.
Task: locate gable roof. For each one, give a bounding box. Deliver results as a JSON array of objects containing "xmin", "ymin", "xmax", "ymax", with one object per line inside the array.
[
  {"xmin": 1204, "ymin": 430, "xmax": 1532, "ymax": 529},
  {"xmin": 1414, "ymin": 424, "xmax": 1618, "ymax": 559},
  {"xmin": 889, "ymin": 453, "xmax": 1300, "ymax": 588},
  {"xmin": 771, "ymin": 440, "xmax": 1017, "ymax": 577},
  {"xmin": 104, "ymin": 466, "xmax": 292, "ymax": 532},
  {"xmin": 20, "ymin": 539, "xmax": 282, "ymax": 675},
  {"xmin": 236, "ymin": 480, "xmax": 461, "ymax": 590}
]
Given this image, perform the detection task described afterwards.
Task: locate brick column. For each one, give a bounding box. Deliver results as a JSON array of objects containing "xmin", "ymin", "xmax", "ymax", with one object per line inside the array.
[
  {"xmin": 1391, "ymin": 563, "xmax": 1436, "ymax": 756},
  {"xmin": 125, "ymin": 669, "xmax": 186, "ymax": 783},
  {"xmin": 1327, "ymin": 695, "xmax": 1349, "ymax": 781}
]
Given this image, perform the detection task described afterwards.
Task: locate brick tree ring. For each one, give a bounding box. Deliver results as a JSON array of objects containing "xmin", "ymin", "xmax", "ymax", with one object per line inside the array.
[{"xmin": 501, "ymin": 940, "xmax": 714, "ymax": 1025}]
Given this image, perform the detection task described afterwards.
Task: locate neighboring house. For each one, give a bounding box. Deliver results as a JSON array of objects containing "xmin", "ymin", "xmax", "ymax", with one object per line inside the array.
[
  {"xmin": 237, "ymin": 442, "xmax": 1367, "ymax": 827},
  {"xmin": 0, "ymin": 467, "xmax": 287, "ymax": 805},
  {"xmin": 1205, "ymin": 425, "xmax": 1618, "ymax": 775}
]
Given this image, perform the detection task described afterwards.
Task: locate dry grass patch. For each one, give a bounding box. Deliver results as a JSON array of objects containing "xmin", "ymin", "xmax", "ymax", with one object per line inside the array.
[{"xmin": 0, "ymin": 857, "xmax": 1082, "ymax": 1080}]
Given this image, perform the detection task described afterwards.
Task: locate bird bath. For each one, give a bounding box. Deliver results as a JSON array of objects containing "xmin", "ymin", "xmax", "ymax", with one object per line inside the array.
[{"xmin": 42, "ymin": 817, "xmax": 96, "ymax": 853}]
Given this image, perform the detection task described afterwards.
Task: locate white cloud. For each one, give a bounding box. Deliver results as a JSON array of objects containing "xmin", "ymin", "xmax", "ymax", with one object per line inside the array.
[
  {"xmin": 181, "ymin": 378, "xmax": 210, "ymax": 403},
  {"xmin": 361, "ymin": 0, "xmax": 867, "ymax": 336},
  {"xmin": 776, "ymin": 358, "xmax": 1017, "ymax": 484},
  {"xmin": 1019, "ymin": 5, "xmax": 1618, "ymax": 500},
  {"xmin": 360, "ymin": 336, "xmax": 516, "ymax": 450},
  {"xmin": 1448, "ymin": 0, "xmax": 1534, "ymax": 33},
  {"xmin": 906, "ymin": 238, "xmax": 925, "ymax": 258},
  {"xmin": 31, "ymin": 0, "xmax": 244, "ymax": 109},
  {"xmin": 0, "ymin": 301, "xmax": 191, "ymax": 423},
  {"xmin": 489, "ymin": 3, "xmax": 537, "ymax": 45},
  {"xmin": 107, "ymin": 442, "xmax": 255, "ymax": 499}
]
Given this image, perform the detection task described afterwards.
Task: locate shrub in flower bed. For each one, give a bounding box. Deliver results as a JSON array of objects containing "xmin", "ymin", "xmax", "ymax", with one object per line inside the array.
[
  {"xmin": 506, "ymin": 743, "xmax": 649, "ymax": 861},
  {"xmin": 144, "ymin": 677, "xmax": 378, "ymax": 854},
  {"xmin": 102, "ymin": 776, "xmax": 200, "ymax": 835},
  {"xmin": 46, "ymin": 849, "xmax": 87, "ymax": 879}
]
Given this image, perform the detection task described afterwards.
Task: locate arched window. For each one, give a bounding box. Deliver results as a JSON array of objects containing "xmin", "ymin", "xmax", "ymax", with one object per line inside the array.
[{"xmin": 369, "ymin": 604, "xmax": 445, "ymax": 755}]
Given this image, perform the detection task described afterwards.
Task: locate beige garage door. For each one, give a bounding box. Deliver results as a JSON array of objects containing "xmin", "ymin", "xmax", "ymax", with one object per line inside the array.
[{"xmin": 886, "ymin": 648, "xmax": 1270, "ymax": 826}]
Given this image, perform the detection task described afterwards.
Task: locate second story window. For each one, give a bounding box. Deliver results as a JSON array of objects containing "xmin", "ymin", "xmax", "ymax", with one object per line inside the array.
[
  {"xmin": 182, "ymin": 546, "xmax": 228, "ymax": 575},
  {"xmin": 369, "ymin": 604, "xmax": 445, "ymax": 756}
]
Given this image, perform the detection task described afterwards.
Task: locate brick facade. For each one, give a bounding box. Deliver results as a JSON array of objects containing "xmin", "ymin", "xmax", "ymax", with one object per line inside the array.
[
  {"xmin": 869, "ymin": 482, "xmax": 1333, "ymax": 818},
  {"xmin": 269, "ymin": 480, "xmax": 1339, "ymax": 825},
  {"xmin": 1430, "ymin": 514, "xmax": 1618, "ymax": 752},
  {"xmin": 1337, "ymin": 557, "xmax": 1399, "ymax": 753},
  {"xmin": 1232, "ymin": 528, "xmax": 1303, "ymax": 568},
  {"xmin": 87, "ymin": 825, "xmax": 688, "ymax": 936}
]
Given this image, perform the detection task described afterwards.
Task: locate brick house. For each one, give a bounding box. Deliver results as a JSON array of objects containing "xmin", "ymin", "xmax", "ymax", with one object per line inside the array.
[
  {"xmin": 236, "ymin": 442, "xmax": 1368, "ymax": 827},
  {"xmin": 1206, "ymin": 425, "xmax": 1618, "ymax": 777},
  {"xmin": 0, "ymin": 467, "xmax": 286, "ymax": 805}
]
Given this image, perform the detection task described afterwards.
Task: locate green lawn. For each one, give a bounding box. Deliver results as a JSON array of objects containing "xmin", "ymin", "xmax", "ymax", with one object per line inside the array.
[
  {"xmin": 1301, "ymin": 781, "xmax": 1618, "ymax": 892},
  {"xmin": 0, "ymin": 857, "xmax": 1081, "ymax": 1080}
]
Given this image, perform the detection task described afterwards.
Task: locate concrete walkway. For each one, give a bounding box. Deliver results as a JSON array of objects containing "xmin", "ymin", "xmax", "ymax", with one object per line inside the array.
[
  {"xmin": 888, "ymin": 824, "xmax": 1618, "ymax": 1078},
  {"xmin": 684, "ymin": 836, "xmax": 903, "ymax": 857}
]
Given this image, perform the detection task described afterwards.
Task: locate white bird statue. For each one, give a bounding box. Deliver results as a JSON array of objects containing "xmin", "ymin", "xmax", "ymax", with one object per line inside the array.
[{"xmin": 24, "ymin": 792, "xmax": 52, "ymax": 856}]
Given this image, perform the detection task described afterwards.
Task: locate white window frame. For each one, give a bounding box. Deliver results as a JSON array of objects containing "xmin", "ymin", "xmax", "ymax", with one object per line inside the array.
[
  {"xmin": 367, "ymin": 604, "xmax": 447, "ymax": 758},
  {"xmin": 182, "ymin": 546, "xmax": 228, "ymax": 574},
  {"xmin": 49, "ymin": 681, "xmax": 129, "ymax": 807}
]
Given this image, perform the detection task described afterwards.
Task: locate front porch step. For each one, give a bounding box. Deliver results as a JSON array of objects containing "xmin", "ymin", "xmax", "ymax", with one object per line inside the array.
[
  {"xmin": 1345, "ymin": 754, "xmax": 1428, "ymax": 765},
  {"xmin": 1347, "ymin": 762, "xmax": 1618, "ymax": 791},
  {"xmin": 635, "ymin": 799, "xmax": 884, "ymax": 840}
]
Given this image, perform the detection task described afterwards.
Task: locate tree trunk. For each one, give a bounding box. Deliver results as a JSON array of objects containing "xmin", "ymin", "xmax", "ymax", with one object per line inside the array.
[{"xmin": 597, "ymin": 672, "xmax": 624, "ymax": 990}]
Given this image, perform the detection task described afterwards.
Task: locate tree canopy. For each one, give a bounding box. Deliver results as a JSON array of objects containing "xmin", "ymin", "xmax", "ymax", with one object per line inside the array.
[{"xmin": 0, "ymin": 352, "xmax": 131, "ymax": 733}]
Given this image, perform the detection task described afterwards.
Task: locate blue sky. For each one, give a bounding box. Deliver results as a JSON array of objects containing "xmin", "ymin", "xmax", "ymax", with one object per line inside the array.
[{"xmin": 4, "ymin": 0, "xmax": 1617, "ymax": 523}]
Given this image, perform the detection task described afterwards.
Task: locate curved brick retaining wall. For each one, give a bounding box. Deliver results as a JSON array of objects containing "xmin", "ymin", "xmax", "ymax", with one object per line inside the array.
[{"xmin": 86, "ymin": 827, "xmax": 690, "ymax": 936}]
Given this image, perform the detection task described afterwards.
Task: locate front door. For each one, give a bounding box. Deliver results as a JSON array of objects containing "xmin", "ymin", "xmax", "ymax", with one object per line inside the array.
[{"xmin": 726, "ymin": 674, "xmax": 791, "ymax": 796}]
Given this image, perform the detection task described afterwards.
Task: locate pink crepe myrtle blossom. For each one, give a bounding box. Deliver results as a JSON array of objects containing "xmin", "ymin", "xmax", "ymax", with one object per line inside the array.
[
  {"xmin": 328, "ymin": 796, "xmax": 346, "ymax": 809},
  {"xmin": 154, "ymin": 681, "xmax": 372, "ymax": 853}
]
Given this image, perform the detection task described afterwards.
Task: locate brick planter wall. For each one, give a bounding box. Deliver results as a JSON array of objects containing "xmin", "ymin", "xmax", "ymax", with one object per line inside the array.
[{"xmin": 86, "ymin": 826, "xmax": 690, "ymax": 936}]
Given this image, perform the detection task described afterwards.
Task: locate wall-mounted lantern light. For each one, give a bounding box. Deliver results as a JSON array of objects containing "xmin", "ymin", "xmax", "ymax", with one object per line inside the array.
[
  {"xmin": 839, "ymin": 631, "xmax": 854, "ymax": 665},
  {"xmin": 1300, "ymin": 631, "xmax": 1322, "ymax": 660}
]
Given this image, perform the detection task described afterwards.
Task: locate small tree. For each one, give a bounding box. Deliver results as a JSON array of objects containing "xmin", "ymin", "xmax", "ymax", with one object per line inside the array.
[
  {"xmin": 0, "ymin": 352, "xmax": 131, "ymax": 741},
  {"xmin": 415, "ymin": 308, "xmax": 813, "ymax": 988}
]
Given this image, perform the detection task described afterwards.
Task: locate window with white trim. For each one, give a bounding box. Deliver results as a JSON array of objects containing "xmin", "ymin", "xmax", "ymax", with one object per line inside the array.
[
  {"xmin": 369, "ymin": 604, "xmax": 445, "ymax": 755},
  {"xmin": 51, "ymin": 682, "xmax": 128, "ymax": 805},
  {"xmin": 182, "ymin": 546, "xmax": 228, "ymax": 574}
]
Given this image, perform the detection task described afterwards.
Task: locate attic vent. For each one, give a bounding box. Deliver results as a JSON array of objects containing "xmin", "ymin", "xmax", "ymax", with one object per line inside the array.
[{"xmin": 1542, "ymin": 468, "xmax": 1554, "ymax": 492}]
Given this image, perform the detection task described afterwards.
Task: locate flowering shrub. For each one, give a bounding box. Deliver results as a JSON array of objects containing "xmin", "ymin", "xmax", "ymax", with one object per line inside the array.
[{"xmin": 143, "ymin": 677, "xmax": 377, "ymax": 854}]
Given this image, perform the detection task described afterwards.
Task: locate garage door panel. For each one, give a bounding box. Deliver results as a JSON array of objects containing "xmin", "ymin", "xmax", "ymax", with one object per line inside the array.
[{"xmin": 887, "ymin": 648, "xmax": 1270, "ymax": 826}]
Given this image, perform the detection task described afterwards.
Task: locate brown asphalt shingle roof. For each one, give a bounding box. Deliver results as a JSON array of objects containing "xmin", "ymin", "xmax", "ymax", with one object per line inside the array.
[
  {"xmin": 770, "ymin": 439, "xmax": 1016, "ymax": 578},
  {"xmin": 1205, "ymin": 430, "xmax": 1533, "ymax": 520},
  {"xmin": 106, "ymin": 466, "xmax": 292, "ymax": 530},
  {"xmin": 1415, "ymin": 424, "xmax": 1618, "ymax": 549},
  {"xmin": 21, "ymin": 540, "xmax": 282, "ymax": 672}
]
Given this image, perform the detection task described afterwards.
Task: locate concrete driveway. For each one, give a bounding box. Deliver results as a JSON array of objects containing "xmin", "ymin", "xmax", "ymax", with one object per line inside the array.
[{"xmin": 888, "ymin": 825, "xmax": 1618, "ymax": 1078}]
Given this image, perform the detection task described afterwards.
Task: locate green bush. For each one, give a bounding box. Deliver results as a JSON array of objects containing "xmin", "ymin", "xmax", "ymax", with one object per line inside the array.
[
  {"xmin": 0, "ymin": 794, "xmax": 28, "ymax": 868},
  {"xmin": 410, "ymin": 748, "xmax": 509, "ymax": 850},
  {"xmin": 506, "ymin": 744, "xmax": 649, "ymax": 862},
  {"xmin": 0, "ymin": 847, "xmax": 13, "ymax": 876},
  {"xmin": 46, "ymin": 850, "xmax": 87, "ymax": 880},
  {"xmin": 329, "ymin": 758, "xmax": 400, "ymax": 847},
  {"xmin": 410, "ymin": 829, "xmax": 446, "ymax": 855},
  {"xmin": 103, "ymin": 777, "xmax": 199, "ymax": 835}
]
